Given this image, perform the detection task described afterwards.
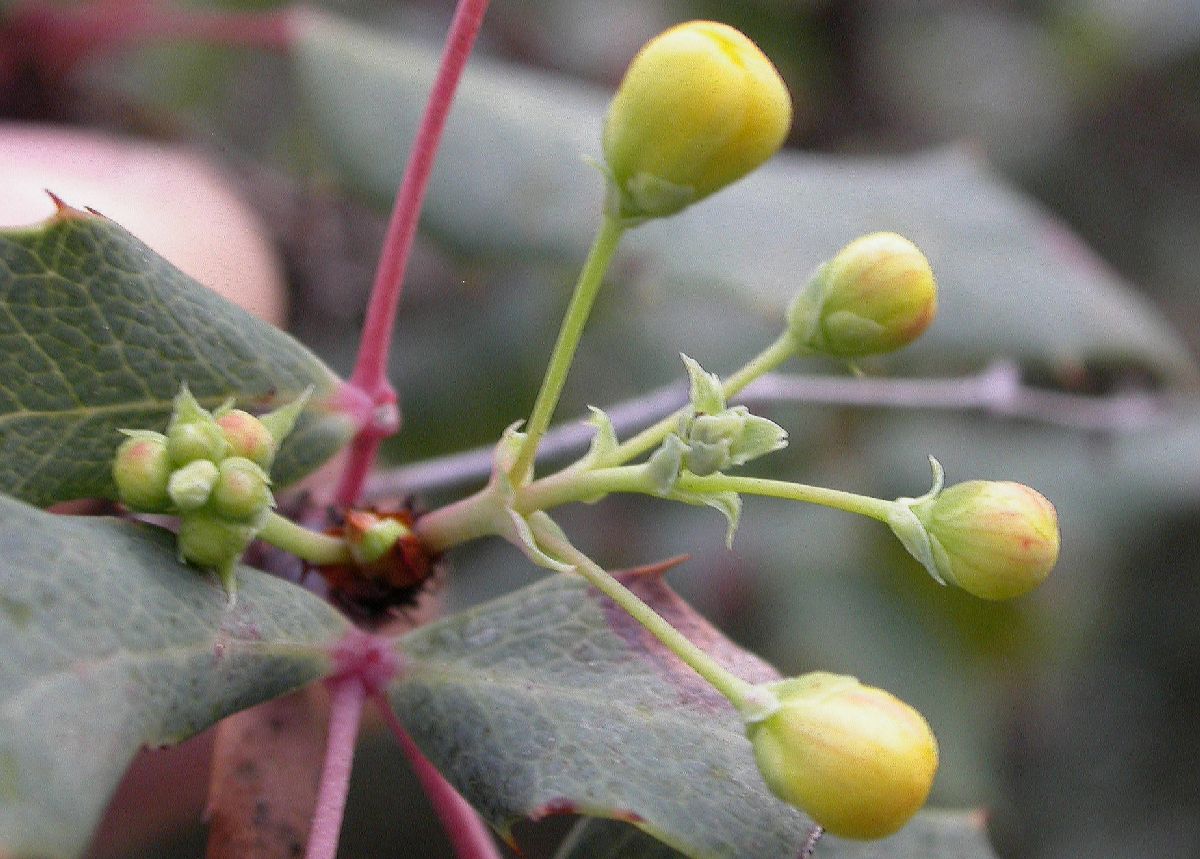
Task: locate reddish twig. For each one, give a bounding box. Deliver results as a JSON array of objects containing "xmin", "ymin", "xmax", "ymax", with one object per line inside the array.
[
  {"xmin": 333, "ymin": 0, "xmax": 493, "ymax": 506},
  {"xmin": 305, "ymin": 630, "xmax": 400, "ymax": 859},
  {"xmin": 376, "ymin": 696, "xmax": 503, "ymax": 859},
  {"xmin": 304, "ymin": 675, "xmax": 367, "ymax": 859}
]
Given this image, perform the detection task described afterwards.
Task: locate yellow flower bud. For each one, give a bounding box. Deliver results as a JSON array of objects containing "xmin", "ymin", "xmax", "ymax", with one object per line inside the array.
[
  {"xmin": 787, "ymin": 232, "xmax": 937, "ymax": 359},
  {"xmin": 913, "ymin": 481, "xmax": 1059, "ymax": 600},
  {"xmin": 602, "ymin": 20, "xmax": 792, "ymax": 221},
  {"xmin": 747, "ymin": 673, "xmax": 938, "ymax": 840}
]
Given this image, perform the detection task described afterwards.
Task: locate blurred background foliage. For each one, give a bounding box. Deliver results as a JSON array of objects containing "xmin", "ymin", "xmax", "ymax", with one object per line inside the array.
[{"xmin": 6, "ymin": 0, "xmax": 1200, "ymax": 857}]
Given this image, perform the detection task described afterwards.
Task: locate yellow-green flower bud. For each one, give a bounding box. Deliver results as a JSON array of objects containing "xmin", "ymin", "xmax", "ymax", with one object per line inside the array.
[
  {"xmin": 787, "ymin": 233, "xmax": 937, "ymax": 359},
  {"xmin": 167, "ymin": 459, "xmax": 219, "ymax": 512},
  {"xmin": 211, "ymin": 457, "xmax": 273, "ymax": 523},
  {"xmin": 912, "ymin": 481, "xmax": 1059, "ymax": 600},
  {"xmin": 602, "ymin": 20, "xmax": 792, "ymax": 222},
  {"xmin": 177, "ymin": 513, "xmax": 256, "ymax": 571},
  {"xmin": 216, "ymin": 410, "xmax": 278, "ymax": 470},
  {"xmin": 112, "ymin": 433, "xmax": 172, "ymax": 512},
  {"xmin": 747, "ymin": 673, "xmax": 938, "ymax": 840}
]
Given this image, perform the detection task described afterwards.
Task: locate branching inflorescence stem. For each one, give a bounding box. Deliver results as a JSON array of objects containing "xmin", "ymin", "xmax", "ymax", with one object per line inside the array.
[{"xmin": 333, "ymin": 0, "xmax": 492, "ymax": 507}]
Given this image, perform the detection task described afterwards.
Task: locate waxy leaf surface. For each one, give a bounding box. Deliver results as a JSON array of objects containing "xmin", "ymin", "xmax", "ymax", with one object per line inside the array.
[
  {"xmin": 555, "ymin": 809, "xmax": 999, "ymax": 859},
  {"xmin": 0, "ymin": 209, "xmax": 355, "ymax": 507},
  {"xmin": 390, "ymin": 566, "xmax": 813, "ymax": 859},
  {"xmin": 294, "ymin": 12, "xmax": 1195, "ymax": 385},
  {"xmin": 0, "ymin": 494, "xmax": 349, "ymax": 859}
]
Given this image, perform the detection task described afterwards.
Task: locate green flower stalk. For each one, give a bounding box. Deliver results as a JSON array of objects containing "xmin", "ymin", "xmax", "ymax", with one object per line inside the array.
[
  {"xmin": 787, "ymin": 232, "xmax": 938, "ymax": 360},
  {"xmin": 747, "ymin": 672, "xmax": 939, "ymax": 839},
  {"xmin": 603, "ymin": 20, "xmax": 792, "ymax": 222}
]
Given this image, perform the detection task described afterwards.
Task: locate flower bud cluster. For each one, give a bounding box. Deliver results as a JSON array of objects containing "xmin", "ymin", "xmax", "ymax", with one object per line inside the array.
[
  {"xmin": 112, "ymin": 385, "xmax": 309, "ymax": 586},
  {"xmin": 787, "ymin": 232, "xmax": 937, "ymax": 360},
  {"xmin": 746, "ymin": 672, "xmax": 938, "ymax": 840},
  {"xmin": 672, "ymin": 355, "xmax": 787, "ymax": 477}
]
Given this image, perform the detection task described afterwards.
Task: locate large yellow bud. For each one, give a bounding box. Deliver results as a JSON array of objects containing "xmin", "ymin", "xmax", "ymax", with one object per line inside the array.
[
  {"xmin": 602, "ymin": 21, "xmax": 792, "ymax": 222},
  {"xmin": 747, "ymin": 672, "xmax": 938, "ymax": 839}
]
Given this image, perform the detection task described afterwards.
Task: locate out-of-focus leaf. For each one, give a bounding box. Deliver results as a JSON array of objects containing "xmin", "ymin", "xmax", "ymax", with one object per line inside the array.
[
  {"xmin": 0, "ymin": 493, "xmax": 349, "ymax": 859},
  {"xmin": 555, "ymin": 809, "xmax": 999, "ymax": 859},
  {"xmin": 0, "ymin": 208, "xmax": 355, "ymax": 507},
  {"xmin": 389, "ymin": 564, "xmax": 817, "ymax": 859},
  {"xmin": 293, "ymin": 11, "xmax": 1196, "ymax": 385}
]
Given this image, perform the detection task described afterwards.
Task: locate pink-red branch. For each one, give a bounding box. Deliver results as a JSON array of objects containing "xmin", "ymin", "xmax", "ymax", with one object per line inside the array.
[
  {"xmin": 376, "ymin": 697, "xmax": 504, "ymax": 859},
  {"xmin": 334, "ymin": 0, "xmax": 492, "ymax": 506},
  {"xmin": 305, "ymin": 675, "xmax": 366, "ymax": 859}
]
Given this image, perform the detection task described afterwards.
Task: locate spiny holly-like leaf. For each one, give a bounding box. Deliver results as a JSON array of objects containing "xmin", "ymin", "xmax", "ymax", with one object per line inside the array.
[
  {"xmin": 390, "ymin": 562, "xmax": 815, "ymax": 859},
  {"xmin": 0, "ymin": 207, "xmax": 356, "ymax": 507},
  {"xmin": 293, "ymin": 11, "xmax": 1195, "ymax": 385},
  {"xmin": 555, "ymin": 809, "xmax": 999, "ymax": 859},
  {"xmin": 0, "ymin": 493, "xmax": 350, "ymax": 859}
]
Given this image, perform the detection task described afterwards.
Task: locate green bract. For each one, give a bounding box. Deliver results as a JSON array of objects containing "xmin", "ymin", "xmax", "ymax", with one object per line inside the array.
[{"xmin": 602, "ymin": 20, "xmax": 792, "ymax": 222}]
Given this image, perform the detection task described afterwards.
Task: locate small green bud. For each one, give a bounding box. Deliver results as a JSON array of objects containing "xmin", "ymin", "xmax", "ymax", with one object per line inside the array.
[
  {"xmin": 216, "ymin": 410, "xmax": 278, "ymax": 469},
  {"xmin": 602, "ymin": 20, "xmax": 792, "ymax": 222},
  {"xmin": 211, "ymin": 457, "xmax": 273, "ymax": 523},
  {"xmin": 911, "ymin": 480, "xmax": 1059, "ymax": 600},
  {"xmin": 747, "ymin": 672, "xmax": 938, "ymax": 840},
  {"xmin": 112, "ymin": 433, "xmax": 172, "ymax": 512},
  {"xmin": 344, "ymin": 510, "xmax": 411, "ymax": 566},
  {"xmin": 166, "ymin": 387, "xmax": 229, "ymax": 466},
  {"xmin": 167, "ymin": 459, "xmax": 219, "ymax": 511},
  {"xmin": 176, "ymin": 513, "xmax": 256, "ymax": 571},
  {"xmin": 787, "ymin": 233, "xmax": 937, "ymax": 359}
]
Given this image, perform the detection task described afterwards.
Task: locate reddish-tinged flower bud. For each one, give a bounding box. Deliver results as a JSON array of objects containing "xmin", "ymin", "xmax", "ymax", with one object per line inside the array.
[
  {"xmin": 913, "ymin": 480, "xmax": 1059, "ymax": 600},
  {"xmin": 216, "ymin": 409, "xmax": 278, "ymax": 470},
  {"xmin": 788, "ymin": 232, "xmax": 937, "ymax": 359},
  {"xmin": 112, "ymin": 433, "xmax": 172, "ymax": 512}
]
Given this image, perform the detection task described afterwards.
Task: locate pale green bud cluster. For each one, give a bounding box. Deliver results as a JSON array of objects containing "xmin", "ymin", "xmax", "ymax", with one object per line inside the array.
[
  {"xmin": 112, "ymin": 385, "xmax": 311, "ymax": 591},
  {"xmin": 673, "ymin": 355, "xmax": 787, "ymax": 477},
  {"xmin": 787, "ymin": 232, "xmax": 937, "ymax": 360},
  {"xmin": 746, "ymin": 672, "xmax": 938, "ymax": 840},
  {"xmin": 602, "ymin": 20, "xmax": 792, "ymax": 222}
]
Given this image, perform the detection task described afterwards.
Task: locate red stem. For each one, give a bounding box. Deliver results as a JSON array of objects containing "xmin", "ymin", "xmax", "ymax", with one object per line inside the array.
[
  {"xmin": 333, "ymin": 0, "xmax": 492, "ymax": 507},
  {"xmin": 375, "ymin": 695, "xmax": 504, "ymax": 859},
  {"xmin": 304, "ymin": 675, "xmax": 368, "ymax": 859}
]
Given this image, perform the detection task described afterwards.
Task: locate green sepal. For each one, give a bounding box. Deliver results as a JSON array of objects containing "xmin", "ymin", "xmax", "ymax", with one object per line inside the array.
[{"xmin": 682, "ymin": 353, "xmax": 726, "ymax": 415}]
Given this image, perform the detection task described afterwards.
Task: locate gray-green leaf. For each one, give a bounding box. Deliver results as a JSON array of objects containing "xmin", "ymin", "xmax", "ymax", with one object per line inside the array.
[
  {"xmin": 555, "ymin": 809, "xmax": 1000, "ymax": 859},
  {"xmin": 389, "ymin": 564, "xmax": 813, "ymax": 859},
  {"xmin": 0, "ymin": 492, "xmax": 350, "ymax": 859},
  {"xmin": 0, "ymin": 208, "xmax": 356, "ymax": 507}
]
